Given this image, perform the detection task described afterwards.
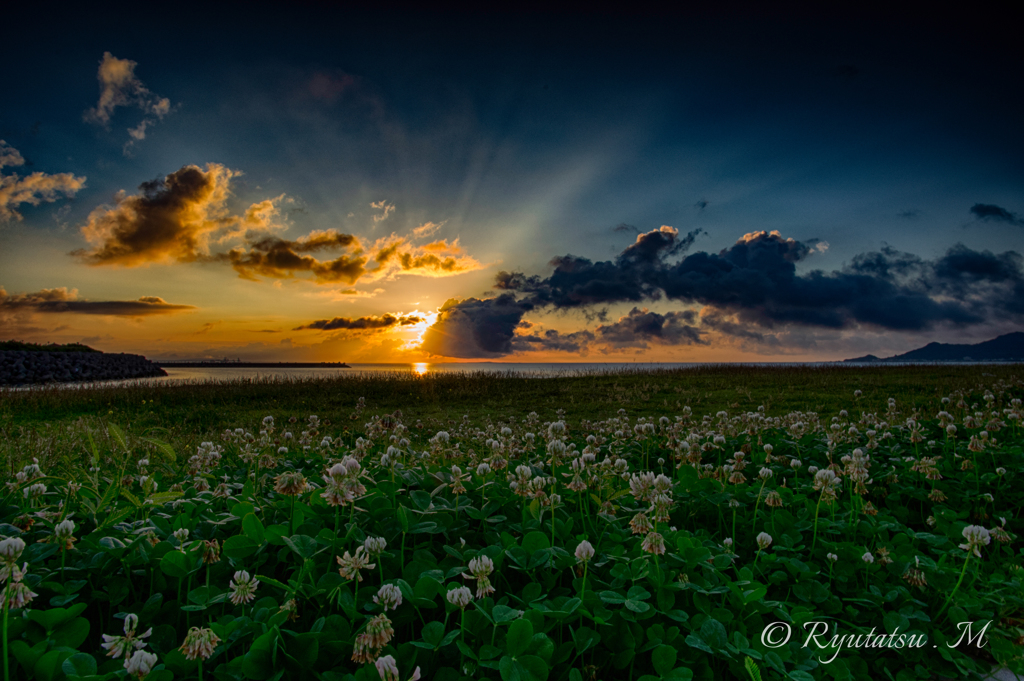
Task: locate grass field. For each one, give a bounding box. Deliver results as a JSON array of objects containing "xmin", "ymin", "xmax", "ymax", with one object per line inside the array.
[
  {"xmin": 2, "ymin": 365, "xmax": 1021, "ymax": 471},
  {"xmin": 1, "ymin": 364, "xmax": 1022, "ymax": 681}
]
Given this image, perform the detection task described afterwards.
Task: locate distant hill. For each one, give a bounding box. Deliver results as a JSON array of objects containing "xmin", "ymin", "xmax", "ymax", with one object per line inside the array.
[
  {"xmin": 844, "ymin": 332, "xmax": 1024, "ymax": 362},
  {"xmin": 0, "ymin": 340, "xmax": 100, "ymax": 353}
]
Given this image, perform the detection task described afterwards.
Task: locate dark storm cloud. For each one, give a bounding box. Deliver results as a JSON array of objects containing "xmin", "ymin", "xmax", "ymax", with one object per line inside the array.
[
  {"xmin": 595, "ymin": 308, "xmax": 705, "ymax": 348},
  {"xmin": 294, "ymin": 313, "xmax": 423, "ymax": 331},
  {"xmin": 420, "ymin": 294, "xmax": 534, "ymax": 359},
  {"xmin": 694, "ymin": 200, "xmax": 709, "ymax": 211},
  {"xmin": 970, "ymin": 203, "xmax": 1022, "ymax": 226},
  {"xmin": 511, "ymin": 328, "xmax": 596, "ymax": 354},
  {"xmin": 0, "ymin": 287, "xmax": 194, "ymax": 316},
  {"xmin": 423, "ymin": 225, "xmax": 1024, "ymax": 358},
  {"xmin": 496, "ymin": 227, "xmax": 702, "ymax": 309}
]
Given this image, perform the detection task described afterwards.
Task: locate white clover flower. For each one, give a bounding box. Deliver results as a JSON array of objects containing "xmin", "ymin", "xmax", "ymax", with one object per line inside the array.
[
  {"xmin": 723, "ymin": 537, "xmax": 733, "ymax": 548},
  {"xmin": 0, "ymin": 536, "xmax": 26, "ymax": 563},
  {"xmin": 364, "ymin": 536, "xmax": 387, "ymax": 557},
  {"xmin": 763, "ymin": 444, "xmax": 774, "ymax": 455},
  {"xmin": 179, "ymin": 626, "xmax": 220, "ymax": 661},
  {"xmin": 575, "ymin": 540, "xmax": 595, "ymax": 563},
  {"xmin": 959, "ymin": 525, "xmax": 991, "ymax": 558},
  {"xmin": 229, "ymin": 571, "xmax": 259, "ymax": 605},
  {"xmin": 101, "ymin": 613, "xmax": 152, "ymax": 660},
  {"xmin": 375, "ymin": 655, "xmax": 400, "ymax": 681},
  {"xmin": 862, "ymin": 552, "xmax": 874, "ymax": 564},
  {"xmin": 374, "ymin": 584, "xmax": 403, "ymax": 611},
  {"xmin": 124, "ymin": 650, "xmax": 158, "ymax": 679},
  {"xmin": 476, "ymin": 463, "xmax": 491, "ymax": 476},
  {"xmin": 172, "ymin": 528, "xmax": 189, "ymax": 545},
  {"xmin": 756, "ymin": 532, "xmax": 772, "ymax": 550},
  {"xmin": 827, "ymin": 553, "xmax": 838, "ymax": 562},
  {"xmin": 447, "ymin": 586, "xmax": 473, "ymax": 609},
  {"xmin": 758, "ymin": 467, "xmax": 773, "ymax": 480},
  {"xmin": 996, "ymin": 467, "xmax": 1006, "ymax": 475},
  {"xmin": 54, "ymin": 518, "xmax": 75, "ymax": 542}
]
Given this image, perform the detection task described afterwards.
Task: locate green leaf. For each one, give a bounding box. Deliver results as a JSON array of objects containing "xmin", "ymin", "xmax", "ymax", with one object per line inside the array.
[
  {"xmin": 51, "ymin": 617, "xmax": 90, "ymax": 648},
  {"xmin": 61, "ymin": 653, "xmax": 98, "ymax": 678},
  {"xmin": 288, "ymin": 633, "xmax": 319, "ymax": 667},
  {"xmin": 699, "ymin": 617, "xmax": 728, "ymax": 649},
  {"xmin": 522, "ymin": 531, "xmax": 550, "ymax": 554},
  {"xmin": 571, "ymin": 627, "xmax": 600, "ymax": 655},
  {"xmin": 397, "ymin": 505, "xmax": 411, "ymax": 533},
  {"xmin": 626, "ymin": 585, "xmax": 651, "ymax": 601},
  {"xmin": 243, "ymin": 643, "xmax": 276, "ymax": 680},
  {"xmin": 519, "ymin": 654, "xmax": 549, "ymax": 681},
  {"xmin": 882, "ymin": 611, "xmax": 911, "ymax": 635},
  {"xmin": 652, "ymin": 645, "xmax": 677, "ymax": 676},
  {"xmin": 282, "ymin": 535, "xmax": 317, "ymax": 559},
  {"xmin": 506, "ymin": 618, "xmax": 535, "ymax": 657},
  {"xmin": 160, "ymin": 549, "xmax": 193, "ymax": 578},
  {"xmin": 599, "ymin": 591, "xmax": 626, "ymax": 604},
  {"xmin": 422, "ymin": 621, "xmax": 445, "ymax": 647},
  {"xmin": 107, "ymin": 422, "xmax": 128, "ymax": 452},
  {"xmin": 788, "ymin": 672, "xmax": 816, "ymax": 681},
  {"xmin": 685, "ymin": 634, "xmax": 713, "ymax": 654},
  {"xmin": 26, "ymin": 603, "xmax": 87, "ymax": 631},
  {"xmin": 499, "ymin": 656, "xmax": 528, "ymax": 681},
  {"xmin": 223, "ymin": 535, "xmax": 261, "ymax": 560},
  {"xmin": 410, "ymin": 490, "xmax": 433, "ymax": 510},
  {"xmin": 493, "ymin": 605, "xmax": 524, "ymax": 624},
  {"xmin": 143, "ymin": 437, "xmax": 177, "ymax": 462},
  {"xmin": 34, "ymin": 650, "xmax": 74, "ymax": 681},
  {"xmin": 243, "ymin": 513, "xmax": 266, "ymax": 543},
  {"xmin": 625, "ymin": 599, "xmax": 651, "ymax": 613}
]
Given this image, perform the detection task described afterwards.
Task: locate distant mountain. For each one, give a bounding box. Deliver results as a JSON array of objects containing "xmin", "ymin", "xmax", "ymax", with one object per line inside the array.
[{"xmin": 844, "ymin": 332, "xmax": 1024, "ymax": 362}]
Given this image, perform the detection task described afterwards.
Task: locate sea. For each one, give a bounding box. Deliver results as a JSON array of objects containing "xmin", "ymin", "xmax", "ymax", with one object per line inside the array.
[
  {"xmin": 6, "ymin": 360, "xmax": 1007, "ymax": 390},
  {"xmin": 3, "ymin": 361, "xmax": 813, "ymax": 390}
]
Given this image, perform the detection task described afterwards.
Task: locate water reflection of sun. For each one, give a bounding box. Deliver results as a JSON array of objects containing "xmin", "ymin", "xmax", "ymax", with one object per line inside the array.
[{"xmin": 412, "ymin": 362, "xmax": 429, "ymax": 376}]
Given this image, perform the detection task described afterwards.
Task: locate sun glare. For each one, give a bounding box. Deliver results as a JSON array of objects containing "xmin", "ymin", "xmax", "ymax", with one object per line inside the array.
[
  {"xmin": 412, "ymin": 362, "xmax": 429, "ymax": 376},
  {"xmin": 398, "ymin": 310, "xmax": 438, "ymax": 351}
]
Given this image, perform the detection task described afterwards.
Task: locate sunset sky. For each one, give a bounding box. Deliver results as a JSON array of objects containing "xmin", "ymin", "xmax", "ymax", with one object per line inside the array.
[{"xmin": 2, "ymin": 3, "xmax": 1022, "ymax": 362}]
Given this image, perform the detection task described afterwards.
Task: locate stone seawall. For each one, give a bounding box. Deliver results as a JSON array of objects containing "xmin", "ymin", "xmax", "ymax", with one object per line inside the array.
[{"xmin": 0, "ymin": 351, "xmax": 167, "ymax": 385}]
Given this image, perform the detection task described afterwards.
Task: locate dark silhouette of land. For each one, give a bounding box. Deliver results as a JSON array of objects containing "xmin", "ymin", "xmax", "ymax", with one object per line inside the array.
[{"xmin": 845, "ymin": 332, "xmax": 1024, "ymax": 362}]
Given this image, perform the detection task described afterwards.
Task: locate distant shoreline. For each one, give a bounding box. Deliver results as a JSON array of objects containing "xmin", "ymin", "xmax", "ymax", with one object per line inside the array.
[{"xmin": 154, "ymin": 361, "xmax": 350, "ymax": 368}]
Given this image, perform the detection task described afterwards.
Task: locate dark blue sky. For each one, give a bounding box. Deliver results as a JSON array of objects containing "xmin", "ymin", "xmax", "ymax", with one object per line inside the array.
[{"xmin": 2, "ymin": 2, "xmax": 1021, "ymax": 361}]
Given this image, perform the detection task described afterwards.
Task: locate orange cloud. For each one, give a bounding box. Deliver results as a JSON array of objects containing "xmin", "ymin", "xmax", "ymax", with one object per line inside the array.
[
  {"xmin": 0, "ymin": 141, "xmax": 86, "ymax": 222},
  {"xmin": 294, "ymin": 313, "xmax": 423, "ymax": 331},
  {"xmin": 73, "ymin": 163, "xmax": 285, "ymax": 266},
  {"xmin": 0, "ymin": 286, "xmax": 194, "ymax": 316},
  {"xmin": 363, "ymin": 236, "xmax": 481, "ymax": 281},
  {"xmin": 83, "ymin": 52, "xmax": 173, "ymax": 153}
]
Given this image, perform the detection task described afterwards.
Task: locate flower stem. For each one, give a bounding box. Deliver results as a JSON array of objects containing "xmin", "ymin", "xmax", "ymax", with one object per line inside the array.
[
  {"xmin": 811, "ymin": 489, "xmax": 824, "ymax": 552},
  {"xmin": 937, "ymin": 553, "xmax": 972, "ymax": 620},
  {"xmin": 751, "ymin": 479, "xmax": 766, "ymax": 534},
  {"xmin": 3, "ymin": 595, "xmax": 10, "ymax": 681}
]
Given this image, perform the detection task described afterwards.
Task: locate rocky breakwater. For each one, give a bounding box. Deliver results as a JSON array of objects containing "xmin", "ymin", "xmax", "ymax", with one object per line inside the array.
[{"xmin": 0, "ymin": 351, "xmax": 167, "ymax": 385}]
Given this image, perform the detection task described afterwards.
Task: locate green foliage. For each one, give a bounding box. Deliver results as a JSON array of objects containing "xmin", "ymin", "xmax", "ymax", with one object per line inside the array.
[{"xmin": 0, "ymin": 369, "xmax": 1022, "ymax": 681}]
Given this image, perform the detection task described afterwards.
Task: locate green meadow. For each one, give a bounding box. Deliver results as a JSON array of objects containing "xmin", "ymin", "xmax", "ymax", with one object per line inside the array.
[{"xmin": 0, "ymin": 365, "xmax": 1022, "ymax": 681}]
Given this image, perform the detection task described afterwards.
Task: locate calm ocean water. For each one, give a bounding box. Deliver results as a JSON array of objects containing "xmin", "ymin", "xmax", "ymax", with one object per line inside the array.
[
  {"xmin": 4, "ymin": 360, "xmax": 1008, "ymax": 390},
  {"xmin": 157, "ymin": 362, "xmax": 704, "ymax": 383}
]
